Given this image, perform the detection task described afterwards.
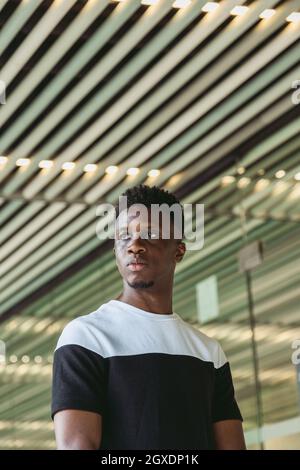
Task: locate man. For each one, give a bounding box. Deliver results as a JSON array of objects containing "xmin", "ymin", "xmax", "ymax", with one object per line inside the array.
[{"xmin": 51, "ymin": 184, "xmax": 246, "ymax": 450}]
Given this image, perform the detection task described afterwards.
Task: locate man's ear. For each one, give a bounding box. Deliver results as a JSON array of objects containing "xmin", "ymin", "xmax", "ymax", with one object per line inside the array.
[{"xmin": 175, "ymin": 242, "xmax": 186, "ymax": 263}]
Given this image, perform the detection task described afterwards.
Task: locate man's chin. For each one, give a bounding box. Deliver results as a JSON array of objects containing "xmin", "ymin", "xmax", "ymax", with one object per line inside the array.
[{"xmin": 127, "ymin": 279, "xmax": 154, "ymax": 289}]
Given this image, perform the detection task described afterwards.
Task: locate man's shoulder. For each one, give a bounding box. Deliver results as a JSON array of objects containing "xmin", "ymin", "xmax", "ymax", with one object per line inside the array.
[
  {"xmin": 54, "ymin": 302, "xmax": 112, "ymax": 355},
  {"xmin": 176, "ymin": 315, "xmax": 227, "ymax": 368}
]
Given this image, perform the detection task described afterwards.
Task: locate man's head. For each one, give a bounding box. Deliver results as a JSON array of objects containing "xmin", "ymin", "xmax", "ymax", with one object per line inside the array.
[{"xmin": 114, "ymin": 185, "xmax": 186, "ymax": 291}]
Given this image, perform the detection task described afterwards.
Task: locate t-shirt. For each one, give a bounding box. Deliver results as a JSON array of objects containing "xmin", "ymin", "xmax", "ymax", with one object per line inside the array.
[{"xmin": 51, "ymin": 299, "xmax": 243, "ymax": 450}]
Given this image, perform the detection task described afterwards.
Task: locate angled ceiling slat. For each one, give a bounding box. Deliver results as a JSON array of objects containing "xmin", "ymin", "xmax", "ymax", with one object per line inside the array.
[
  {"xmin": 0, "ymin": 202, "xmax": 66, "ymax": 257},
  {"xmin": 269, "ymin": 186, "xmax": 300, "ymax": 214},
  {"xmin": 243, "ymin": 167, "xmax": 299, "ymax": 215},
  {"xmin": 0, "ymin": 0, "xmax": 44, "ymax": 55},
  {"xmin": 0, "ymin": 206, "xmax": 94, "ymax": 290},
  {"xmin": 84, "ymin": 34, "xmax": 300, "ymax": 203},
  {"xmin": 0, "ymin": 233, "xmax": 97, "ymax": 313},
  {"xmin": 0, "ymin": 231, "xmax": 102, "ymax": 312},
  {"xmin": 0, "ymin": 202, "xmax": 86, "ymax": 285},
  {"xmin": 0, "ymin": 200, "xmax": 46, "ymax": 245},
  {"xmin": 140, "ymin": 69, "xmax": 299, "ymax": 195},
  {"xmin": 70, "ymin": 0, "xmax": 283, "ymax": 177},
  {"xmin": 2, "ymin": 0, "xmax": 155, "ymax": 160},
  {"xmin": 244, "ymin": 138, "xmax": 300, "ymax": 176},
  {"xmin": 12, "ymin": 0, "xmax": 226, "ymax": 199},
  {"xmin": 0, "ymin": 0, "xmax": 142, "ymax": 175},
  {"xmin": 1, "ymin": 0, "xmax": 77, "ymax": 87},
  {"xmin": 169, "ymin": 97, "xmax": 298, "ymax": 196},
  {"xmin": 65, "ymin": 0, "xmax": 286, "ymax": 201},
  {"xmin": 0, "ymin": 0, "xmax": 9, "ymax": 12},
  {"xmin": 1, "ymin": 0, "xmax": 111, "ymax": 123},
  {"xmin": 0, "ymin": 200, "xmax": 24, "ymax": 225},
  {"xmin": 184, "ymin": 127, "xmax": 300, "ymax": 209},
  {"xmin": 145, "ymin": 82, "xmax": 297, "ymax": 194}
]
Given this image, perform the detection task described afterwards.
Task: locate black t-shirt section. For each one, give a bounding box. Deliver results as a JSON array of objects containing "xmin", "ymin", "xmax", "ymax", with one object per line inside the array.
[
  {"xmin": 51, "ymin": 344, "xmax": 107, "ymax": 420},
  {"xmin": 212, "ymin": 361, "xmax": 243, "ymax": 423},
  {"xmin": 101, "ymin": 353, "xmax": 216, "ymax": 450}
]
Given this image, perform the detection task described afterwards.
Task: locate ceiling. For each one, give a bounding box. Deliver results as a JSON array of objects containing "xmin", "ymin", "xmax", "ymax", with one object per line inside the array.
[{"xmin": 0, "ymin": 0, "xmax": 300, "ymax": 449}]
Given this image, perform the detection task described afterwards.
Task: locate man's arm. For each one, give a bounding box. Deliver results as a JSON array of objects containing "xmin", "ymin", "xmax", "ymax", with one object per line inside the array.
[
  {"xmin": 54, "ymin": 409, "xmax": 102, "ymax": 450},
  {"xmin": 213, "ymin": 419, "xmax": 246, "ymax": 450}
]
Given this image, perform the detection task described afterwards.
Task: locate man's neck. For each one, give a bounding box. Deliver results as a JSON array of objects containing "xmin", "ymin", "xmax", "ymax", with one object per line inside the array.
[{"xmin": 116, "ymin": 289, "xmax": 173, "ymax": 315}]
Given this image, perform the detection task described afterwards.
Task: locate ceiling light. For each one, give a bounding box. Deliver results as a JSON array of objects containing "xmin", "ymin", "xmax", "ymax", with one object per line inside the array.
[
  {"xmin": 172, "ymin": 0, "xmax": 191, "ymax": 9},
  {"xmin": 39, "ymin": 160, "xmax": 53, "ymax": 169},
  {"xmin": 202, "ymin": 2, "xmax": 219, "ymax": 13},
  {"xmin": 275, "ymin": 170, "xmax": 286, "ymax": 179},
  {"xmin": 259, "ymin": 9, "xmax": 276, "ymax": 19},
  {"xmin": 105, "ymin": 165, "xmax": 119, "ymax": 175},
  {"xmin": 230, "ymin": 6, "xmax": 249, "ymax": 16},
  {"xmin": 286, "ymin": 12, "xmax": 300, "ymax": 23},
  {"xmin": 0, "ymin": 156, "xmax": 8, "ymax": 165},
  {"xmin": 165, "ymin": 173, "xmax": 183, "ymax": 187},
  {"xmin": 221, "ymin": 175, "xmax": 235, "ymax": 186},
  {"xmin": 126, "ymin": 167, "xmax": 140, "ymax": 176},
  {"xmin": 21, "ymin": 355, "xmax": 30, "ymax": 364},
  {"xmin": 295, "ymin": 172, "xmax": 300, "ymax": 181},
  {"xmin": 148, "ymin": 169, "xmax": 160, "ymax": 178},
  {"xmin": 84, "ymin": 163, "xmax": 98, "ymax": 172},
  {"xmin": 9, "ymin": 355, "xmax": 18, "ymax": 363},
  {"xmin": 16, "ymin": 158, "xmax": 30, "ymax": 167},
  {"xmin": 62, "ymin": 161, "xmax": 75, "ymax": 170},
  {"xmin": 237, "ymin": 166, "xmax": 245, "ymax": 175},
  {"xmin": 237, "ymin": 177, "xmax": 251, "ymax": 189},
  {"xmin": 258, "ymin": 169, "xmax": 265, "ymax": 176},
  {"xmin": 255, "ymin": 178, "xmax": 270, "ymax": 191}
]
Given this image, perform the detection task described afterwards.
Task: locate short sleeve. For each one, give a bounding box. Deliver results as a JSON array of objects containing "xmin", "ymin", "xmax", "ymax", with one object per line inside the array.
[
  {"xmin": 212, "ymin": 345, "xmax": 243, "ymax": 423},
  {"xmin": 51, "ymin": 322, "xmax": 107, "ymax": 420}
]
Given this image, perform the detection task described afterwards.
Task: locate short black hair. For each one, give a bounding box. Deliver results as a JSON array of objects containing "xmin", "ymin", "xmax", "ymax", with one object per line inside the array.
[{"xmin": 115, "ymin": 184, "xmax": 184, "ymax": 238}]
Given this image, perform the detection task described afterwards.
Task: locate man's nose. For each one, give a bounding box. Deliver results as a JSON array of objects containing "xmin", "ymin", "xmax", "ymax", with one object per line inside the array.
[{"xmin": 127, "ymin": 235, "xmax": 146, "ymax": 254}]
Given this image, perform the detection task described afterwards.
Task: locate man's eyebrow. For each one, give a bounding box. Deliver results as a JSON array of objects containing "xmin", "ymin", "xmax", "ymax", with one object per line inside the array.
[
  {"xmin": 116, "ymin": 224, "xmax": 161, "ymax": 231},
  {"xmin": 140, "ymin": 224, "xmax": 161, "ymax": 230}
]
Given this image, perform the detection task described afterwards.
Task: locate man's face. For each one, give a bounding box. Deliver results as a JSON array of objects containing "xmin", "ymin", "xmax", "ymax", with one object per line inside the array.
[{"xmin": 114, "ymin": 205, "xmax": 185, "ymax": 290}]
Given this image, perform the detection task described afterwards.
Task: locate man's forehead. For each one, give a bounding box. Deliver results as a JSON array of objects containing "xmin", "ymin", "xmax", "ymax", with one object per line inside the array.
[{"xmin": 116, "ymin": 208, "xmax": 153, "ymax": 228}]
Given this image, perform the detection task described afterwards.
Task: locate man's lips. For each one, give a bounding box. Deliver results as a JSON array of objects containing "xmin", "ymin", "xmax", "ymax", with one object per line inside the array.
[{"xmin": 127, "ymin": 262, "xmax": 147, "ymax": 272}]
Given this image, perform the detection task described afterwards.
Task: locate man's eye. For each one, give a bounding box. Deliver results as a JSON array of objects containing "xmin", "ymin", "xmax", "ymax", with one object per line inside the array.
[
  {"xmin": 119, "ymin": 232, "xmax": 130, "ymax": 240},
  {"xmin": 138, "ymin": 230, "xmax": 152, "ymax": 239},
  {"xmin": 149, "ymin": 230, "xmax": 160, "ymax": 239}
]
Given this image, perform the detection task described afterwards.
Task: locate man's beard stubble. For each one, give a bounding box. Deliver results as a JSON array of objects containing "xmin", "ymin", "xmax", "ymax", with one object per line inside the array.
[{"xmin": 127, "ymin": 280, "xmax": 155, "ymax": 289}]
